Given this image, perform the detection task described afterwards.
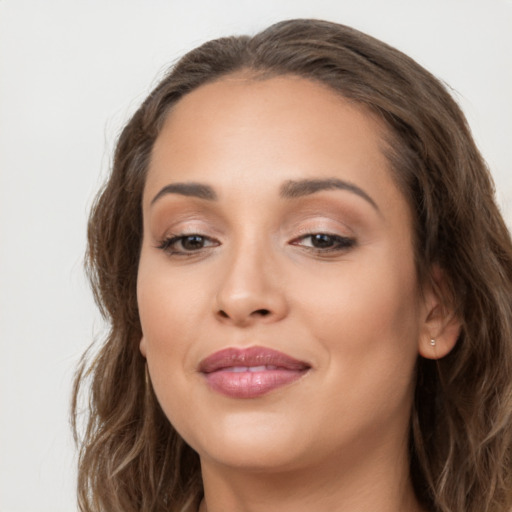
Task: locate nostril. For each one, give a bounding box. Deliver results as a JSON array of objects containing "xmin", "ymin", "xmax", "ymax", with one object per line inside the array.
[
  {"xmin": 253, "ymin": 309, "xmax": 271, "ymax": 317},
  {"xmin": 215, "ymin": 308, "xmax": 273, "ymax": 322}
]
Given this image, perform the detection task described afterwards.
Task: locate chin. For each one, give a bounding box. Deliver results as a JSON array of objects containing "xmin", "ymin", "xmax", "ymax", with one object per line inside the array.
[
  {"xmin": 183, "ymin": 410, "xmax": 314, "ymax": 471},
  {"xmin": 198, "ymin": 441, "xmax": 308, "ymax": 473}
]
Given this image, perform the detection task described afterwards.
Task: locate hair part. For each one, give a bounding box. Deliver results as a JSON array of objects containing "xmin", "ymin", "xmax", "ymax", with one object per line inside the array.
[{"xmin": 73, "ymin": 18, "xmax": 512, "ymax": 512}]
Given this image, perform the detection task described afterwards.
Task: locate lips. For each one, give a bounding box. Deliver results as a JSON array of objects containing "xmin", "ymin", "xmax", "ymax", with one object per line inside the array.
[{"xmin": 199, "ymin": 346, "xmax": 310, "ymax": 398}]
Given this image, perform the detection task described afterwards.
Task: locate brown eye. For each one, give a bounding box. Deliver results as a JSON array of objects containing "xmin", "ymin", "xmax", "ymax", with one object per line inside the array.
[
  {"xmin": 291, "ymin": 233, "xmax": 356, "ymax": 253},
  {"xmin": 157, "ymin": 234, "xmax": 220, "ymax": 256},
  {"xmin": 310, "ymin": 234, "xmax": 336, "ymax": 248},
  {"xmin": 180, "ymin": 235, "xmax": 207, "ymax": 251}
]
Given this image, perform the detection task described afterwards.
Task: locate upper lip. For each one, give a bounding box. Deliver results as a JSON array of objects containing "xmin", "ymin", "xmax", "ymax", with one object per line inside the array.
[{"xmin": 199, "ymin": 346, "xmax": 311, "ymax": 373}]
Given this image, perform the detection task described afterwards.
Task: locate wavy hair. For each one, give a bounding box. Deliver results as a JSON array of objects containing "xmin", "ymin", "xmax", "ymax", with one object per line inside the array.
[{"xmin": 72, "ymin": 18, "xmax": 512, "ymax": 512}]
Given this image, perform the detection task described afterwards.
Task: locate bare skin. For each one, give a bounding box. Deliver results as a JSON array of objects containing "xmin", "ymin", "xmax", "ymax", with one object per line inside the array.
[{"xmin": 137, "ymin": 75, "xmax": 459, "ymax": 512}]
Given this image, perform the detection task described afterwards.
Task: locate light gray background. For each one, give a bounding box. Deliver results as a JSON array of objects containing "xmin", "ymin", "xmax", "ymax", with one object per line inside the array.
[{"xmin": 1, "ymin": 1, "xmax": 511, "ymax": 511}]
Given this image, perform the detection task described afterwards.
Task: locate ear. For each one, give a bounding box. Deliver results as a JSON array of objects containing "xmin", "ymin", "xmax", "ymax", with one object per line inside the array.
[
  {"xmin": 139, "ymin": 336, "xmax": 147, "ymax": 358},
  {"xmin": 418, "ymin": 266, "xmax": 461, "ymax": 360}
]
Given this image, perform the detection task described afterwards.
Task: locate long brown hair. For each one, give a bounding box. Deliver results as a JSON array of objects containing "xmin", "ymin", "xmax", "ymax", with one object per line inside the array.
[{"xmin": 72, "ymin": 19, "xmax": 512, "ymax": 512}]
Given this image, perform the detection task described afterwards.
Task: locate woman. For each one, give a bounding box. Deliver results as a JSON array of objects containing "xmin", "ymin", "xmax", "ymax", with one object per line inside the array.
[{"xmin": 72, "ymin": 19, "xmax": 512, "ymax": 512}]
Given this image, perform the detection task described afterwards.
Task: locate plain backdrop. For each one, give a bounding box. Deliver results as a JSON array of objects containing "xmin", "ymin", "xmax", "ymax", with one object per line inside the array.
[{"xmin": 0, "ymin": 1, "xmax": 511, "ymax": 511}]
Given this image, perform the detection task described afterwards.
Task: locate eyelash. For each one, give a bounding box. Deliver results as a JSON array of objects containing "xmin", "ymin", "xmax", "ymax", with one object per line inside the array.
[
  {"xmin": 156, "ymin": 231, "xmax": 356, "ymax": 258},
  {"xmin": 291, "ymin": 233, "xmax": 356, "ymax": 253},
  {"xmin": 156, "ymin": 234, "xmax": 220, "ymax": 256}
]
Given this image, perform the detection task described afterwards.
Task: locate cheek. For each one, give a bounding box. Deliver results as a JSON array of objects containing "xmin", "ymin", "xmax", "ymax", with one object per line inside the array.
[
  {"xmin": 293, "ymin": 260, "xmax": 420, "ymax": 448},
  {"xmin": 138, "ymin": 254, "xmax": 210, "ymax": 345},
  {"xmin": 137, "ymin": 252, "xmax": 220, "ymax": 432},
  {"xmin": 295, "ymin": 248, "xmax": 421, "ymax": 389},
  {"xmin": 137, "ymin": 256, "xmax": 197, "ymax": 391}
]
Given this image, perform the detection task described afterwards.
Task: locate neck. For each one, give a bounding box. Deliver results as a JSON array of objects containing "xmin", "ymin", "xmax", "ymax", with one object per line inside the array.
[{"xmin": 198, "ymin": 436, "xmax": 425, "ymax": 512}]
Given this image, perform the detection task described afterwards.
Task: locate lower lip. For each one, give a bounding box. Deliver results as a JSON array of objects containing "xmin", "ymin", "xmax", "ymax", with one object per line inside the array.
[{"xmin": 204, "ymin": 369, "xmax": 307, "ymax": 398}]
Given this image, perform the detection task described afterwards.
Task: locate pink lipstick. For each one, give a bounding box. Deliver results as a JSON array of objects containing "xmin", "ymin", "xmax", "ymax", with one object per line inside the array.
[{"xmin": 199, "ymin": 346, "xmax": 310, "ymax": 398}]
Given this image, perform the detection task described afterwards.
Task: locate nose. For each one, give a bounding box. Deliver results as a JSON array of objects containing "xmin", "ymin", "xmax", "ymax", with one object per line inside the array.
[{"xmin": 214, "ymin": 241, "xmax": 288, "ymax": 327}]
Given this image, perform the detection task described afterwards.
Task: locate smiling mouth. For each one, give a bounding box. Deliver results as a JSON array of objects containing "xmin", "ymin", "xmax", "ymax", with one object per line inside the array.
[{"xmin": 199, "ymin": 346, "xmax": 311, "ymax": 399}]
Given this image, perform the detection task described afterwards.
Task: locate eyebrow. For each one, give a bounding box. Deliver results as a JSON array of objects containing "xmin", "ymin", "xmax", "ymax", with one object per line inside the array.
[
  {"xmin": 150, "ymin": 182, "xmax": 217, "ymax": 205},
  {"xmin": 150, "ymin": 178, "xmax": 379, "ymax": 212},
  {"xmin": 280, "ymin": 178, "xmax": 379, "ymax": 212}
]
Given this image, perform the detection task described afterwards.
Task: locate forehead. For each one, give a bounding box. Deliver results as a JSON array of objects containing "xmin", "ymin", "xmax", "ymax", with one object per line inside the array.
[
  {"xmin": 153, "ymin": 74, "xmax": 387, "ymax": 154},
  {"xmin": 146, "ymin": 74, "xmax": 402, "ymax": 214}
]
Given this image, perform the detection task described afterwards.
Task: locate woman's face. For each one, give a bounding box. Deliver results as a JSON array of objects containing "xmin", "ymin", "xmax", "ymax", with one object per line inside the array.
[{"xmin": 138, "ymin": 75, "xmax": 433, "ymax": 472}]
